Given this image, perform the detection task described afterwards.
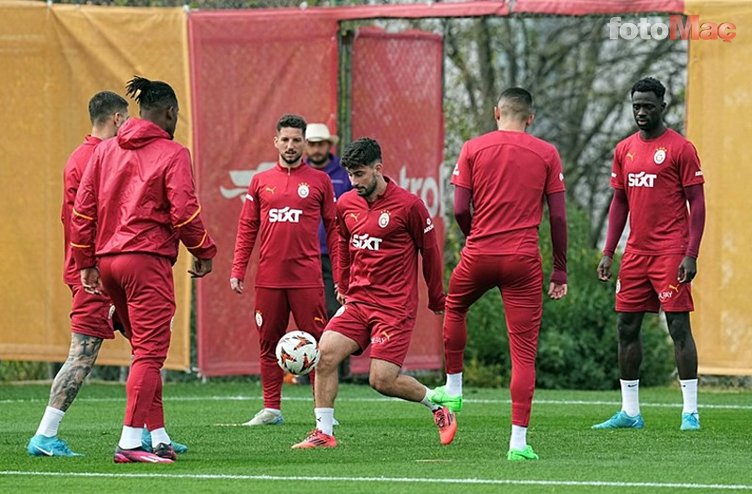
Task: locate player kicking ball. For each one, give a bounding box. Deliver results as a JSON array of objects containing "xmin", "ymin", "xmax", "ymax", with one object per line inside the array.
[{"xmin": 292, "ymin": 137, "xmax": 454, "ymax": 449}]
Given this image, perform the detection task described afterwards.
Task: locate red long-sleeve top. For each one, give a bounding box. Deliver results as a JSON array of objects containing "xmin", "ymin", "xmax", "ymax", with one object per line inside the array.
[
  {"xmin": 62, "ymin": 135, "xmax": 102, "ymax": 285},
  {"xmin": 70, "ymin": 118, "xmax": 216, "ymax": 268},
  {"xmin": 337, "ymin": 178, "xmax": 445, "ymax": 315},
  {"xmin": 231, "ymin": 162, "xmax": 337, "ymax": 288}
]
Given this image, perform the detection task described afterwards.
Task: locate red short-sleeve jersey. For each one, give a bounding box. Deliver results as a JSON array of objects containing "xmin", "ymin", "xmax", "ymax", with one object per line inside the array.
[{"xmin": 611, "ymin": 129, "xmax": 704, "ymax": 255}]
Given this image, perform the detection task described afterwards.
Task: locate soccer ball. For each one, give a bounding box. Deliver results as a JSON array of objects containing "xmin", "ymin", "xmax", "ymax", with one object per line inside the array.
[{"xmin": 275, "ymin": 330, "xmax": 320, "ymax": 375}]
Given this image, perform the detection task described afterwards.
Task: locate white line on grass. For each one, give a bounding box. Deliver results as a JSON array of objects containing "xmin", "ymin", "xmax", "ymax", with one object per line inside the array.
[
  {"xmin": 2, "ymin": 395, "xmax": 751, "ymax": 410},
  {"xmin": 1, "ymin": 471, "xmax": 750, "ymax": 491}
]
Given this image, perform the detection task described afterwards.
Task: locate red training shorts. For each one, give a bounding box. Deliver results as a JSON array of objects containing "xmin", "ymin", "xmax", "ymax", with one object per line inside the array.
[
  {"xmin": 616, "ymin": 252, "xmax": 694, "ymax": 313},
  {"xmin": 325, "ymin": 302, "xmax": 415, "ymax": 368},
  {"xmin": 69, "ymin": 284, "xmax": 116, "ymax": 339}
]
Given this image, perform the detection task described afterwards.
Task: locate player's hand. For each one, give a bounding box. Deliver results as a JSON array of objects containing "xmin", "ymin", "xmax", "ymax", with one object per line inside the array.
[
  {"xmin": 80, "ymin": 267, "xmax": 103, "ymax": 295},
  {"xmin": 677, "ymin": 256, "xmax": 697, "ymax": 284},
  {"xmin": 335, "ymin": 288, "xmax": 346, "ymax": 305},
  {"xmin": 597, "ymin": 255, "xmax": 613, "ymax": 281},
  {"xmin": 548, "ymin": 282, "xmax": 568, "ymax": 300},
  {"xmin": 189, "ymin": 257, "xmax": 213, "ymax": 278},
  {"xmin": 230, "ymin": 277, "xmax": 244, "ymax": 294}
]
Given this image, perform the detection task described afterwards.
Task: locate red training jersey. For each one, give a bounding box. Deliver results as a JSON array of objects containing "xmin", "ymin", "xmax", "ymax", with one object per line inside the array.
[
  {"xmin": 611, "ymin": 129, "xmax": 704, "ymax": 255},
  {"xmin": 62, "ymin": 135, "xmax": 102, "ymax": 285},
  {"xmin": 71, "ymin": 118, "xmax": 216, "ymax": 268},
  {"xmin": 231, "ymin": 162, "xmax": 337, "ymax": 288},
  {"xmin": 452, "ymin": 130, "xmax": 565, "ymax": 257},
  {"xmin": 337, "ymin": 178, "xmax": 445, "ymax": 315}
]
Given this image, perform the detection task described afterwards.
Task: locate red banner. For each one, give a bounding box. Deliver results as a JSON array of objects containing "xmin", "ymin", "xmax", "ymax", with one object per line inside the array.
[
  {"xmin": 349, "ymin": 27, "xmax": 445, "ymax": 373},
  {"xmin": 189, "ymin": 12, "xmax": 339, "ymax": 376},
  {"xmin": 514, "ymin": 0, "xmax": 683, "ymax": 15},
  {"xmin": 190, "ymin": 15, "xmax": 444, "ymax": 376}
]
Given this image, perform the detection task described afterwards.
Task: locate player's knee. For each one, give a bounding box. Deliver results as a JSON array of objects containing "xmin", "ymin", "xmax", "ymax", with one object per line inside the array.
[
  {"xmin": 368, "ymin": 372, "xmax": 394, "ymax": 395},
  {"xmin": 616, "ymin": 313, "xmax": 642, "ymax": 342},
  {"xmin": 616, "ymin": 321, "xmax": 640, "ymax": 342},
  {"xmin": 316, "ymin": 354, "xmax": 336, "ymax": 373},
  {"xmin": 68, "ymin": 349, "xmax": 98, "ymax": 370},
  {"xmin": 72, "ymin": 357, "xmax": 96, "ymax": 373},
  {"xmin": 666, "ymin": 314, "xmax": 692, "ymax": 343},
  {"xmin": 61, "ymin": 360, "xmax": 94, "ymax": 380},
  {"xmin": 315, "ymin": 347, "xmax": 341, "ymax": 374}
]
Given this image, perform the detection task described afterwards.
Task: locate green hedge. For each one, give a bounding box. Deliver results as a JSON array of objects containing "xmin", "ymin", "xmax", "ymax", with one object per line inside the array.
[{"xmin": 446, "ymin": 205, "xmax": 675, "ymax": 390}]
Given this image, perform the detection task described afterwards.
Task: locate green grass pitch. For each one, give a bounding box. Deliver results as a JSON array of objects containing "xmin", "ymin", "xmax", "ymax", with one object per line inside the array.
[{"xmin": 1, "ymin": 382, "xmax": 750, "ymax": 493}]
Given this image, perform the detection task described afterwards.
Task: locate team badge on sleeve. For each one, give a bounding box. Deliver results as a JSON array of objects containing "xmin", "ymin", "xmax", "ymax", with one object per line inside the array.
[
  {"xmin": 653, "ymin": 147, "xmax": 667, "ymax": 165},
  {"xmin": 297, "ymin": 183, "xmax": 310, "ymax": 198},
  {"xmin": 255, "ymin": 310, "xmax": 264, "ymax": 328},
  {"xmin": 424, "ymin": 217, "xmax": 435, "ymax": 234},
  {"xmin": 378, "ymin": 210, "xmax": 391, "ymax": 228}
]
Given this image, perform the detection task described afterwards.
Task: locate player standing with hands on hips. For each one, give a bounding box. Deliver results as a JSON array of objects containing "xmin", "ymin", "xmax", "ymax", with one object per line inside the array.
[{"xmin": 592, "ymin": 77, "xmax": 706, "ymax": 432}]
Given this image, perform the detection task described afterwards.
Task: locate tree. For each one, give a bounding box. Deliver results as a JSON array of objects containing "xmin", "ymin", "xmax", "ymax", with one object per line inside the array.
[{"xmin": 438, "ymin": 15, "xmax": 687, "ymax": 247}]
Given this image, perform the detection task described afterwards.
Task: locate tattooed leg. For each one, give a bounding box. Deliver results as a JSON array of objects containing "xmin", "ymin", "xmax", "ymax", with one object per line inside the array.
[{"xmin": 47, "ymin": 334, "xmax": 103, "ymax": 411}]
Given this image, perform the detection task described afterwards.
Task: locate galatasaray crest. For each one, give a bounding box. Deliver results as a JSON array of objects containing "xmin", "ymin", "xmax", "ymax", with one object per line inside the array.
[
  {"xmin": 297, "ymin": 182, "xmax": 310, "ymax": 198},
  {"xmin": 378, "ymin": 211, "xmax": 390, "ymax": 228},
  {"xmin": 653, "ymin": 147, "xmax": 667, "ymax": 165}
]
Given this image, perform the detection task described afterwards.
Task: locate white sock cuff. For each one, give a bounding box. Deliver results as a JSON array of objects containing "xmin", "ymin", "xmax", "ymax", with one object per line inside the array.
[
  {"xmin": 314, "ymin": 408, "xmax": 335, "ymax": 436},
  {"xmin": 35, "ymin": 407, "xmax": 66, "ymax": 437},
  {"xmin": 446, "ymin": 373, "xmax": 463, "ymax": 396},
  {"xmin": 150, "ymin": 427, "xmax": 171, "ymax": 447}
]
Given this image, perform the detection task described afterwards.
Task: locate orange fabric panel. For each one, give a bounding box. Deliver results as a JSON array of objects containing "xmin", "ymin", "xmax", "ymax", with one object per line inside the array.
[
  {"xmin": 0, "ymin": 4, "xmax": 192, "ymax": 370},
  {"xmin": 685, "ymin": 0, "xmax": 752, "ymax": 374}
]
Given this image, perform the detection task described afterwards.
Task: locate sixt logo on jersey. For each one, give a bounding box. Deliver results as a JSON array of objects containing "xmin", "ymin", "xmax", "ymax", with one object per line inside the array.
[
  {"xmin": 269, "ymin": 207, "xmax": 303, "ymax": 223},
  {"xmin": 352, "ymin": 234, "xmax": 383, "ymax": 251},
  {"xmin": 627, "ymin": 172, "xmax": 657, "ymax": 188}
]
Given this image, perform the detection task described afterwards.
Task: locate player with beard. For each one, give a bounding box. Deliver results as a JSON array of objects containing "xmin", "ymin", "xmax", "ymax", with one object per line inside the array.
[
  {"xmin": 592, "ymin": 77, "xmax": 706, "ymax": 431},
  {"xmin": 231, "ymin": 114, "xmax": 338, "ymax": 426},
  {"xmin": 292, "ymin": 137, "xmax": 453, "ymax": 450}
]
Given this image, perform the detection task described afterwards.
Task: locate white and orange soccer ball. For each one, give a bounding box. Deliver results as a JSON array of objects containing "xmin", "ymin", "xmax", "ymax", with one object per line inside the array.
[{"xmin": 275, "ymin": 330, "xmax": 320, "ymax": 375}]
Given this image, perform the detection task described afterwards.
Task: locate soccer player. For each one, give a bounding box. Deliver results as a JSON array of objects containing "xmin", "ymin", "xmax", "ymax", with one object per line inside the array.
[
  {"xmin": 302, "ymin": 123, "xmax": 353, "ymax": 384},
  {"xmin": 231, "ymin": 114, "xmax": 338, "ymax": 426},
  {"xmin": 429, "ymin": 88, "xmax": 568, "ymax": 461},
  {"xmin": 592, "ymin": 77, "xmax": 705, "ymax": 431},
  {"xmin": 292, "ymin": 137, "xmax": 454, "ymax": 450},
  {"xmin": 71, "ymin": 77, "xmax": 216, "ymax": 463},
  {"xmin": 27, "ymin": 91, "xmax": 128, "ymax": 457}
]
